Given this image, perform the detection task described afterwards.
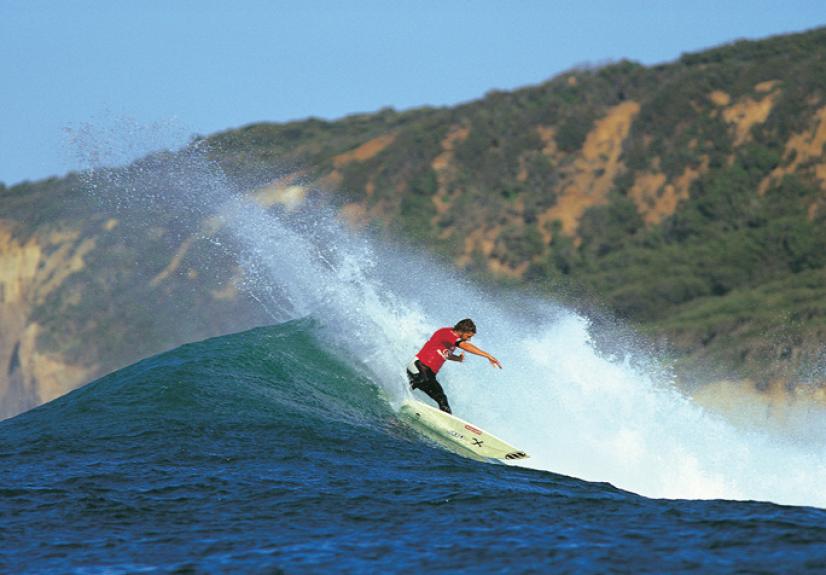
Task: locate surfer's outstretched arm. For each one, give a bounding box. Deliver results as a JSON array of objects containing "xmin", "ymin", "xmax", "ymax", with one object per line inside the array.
[{"xmin": 458, "ymin": 341, "xmax": 502, "ymax": 369}]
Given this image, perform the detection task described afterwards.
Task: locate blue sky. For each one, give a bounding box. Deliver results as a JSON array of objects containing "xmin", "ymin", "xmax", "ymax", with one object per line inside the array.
[{"xmin": 2, "ymin": 0, "xmax": 825, "ymax": 186}]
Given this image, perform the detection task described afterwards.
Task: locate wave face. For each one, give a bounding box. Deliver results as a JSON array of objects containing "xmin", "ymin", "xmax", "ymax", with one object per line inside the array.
[
  {"xmin": 2, "ymin": 320, "xmax": 826, "ymax": 574},
  {"xmin": 139, "ymin": 146, "xmax": 826, "ymax": 510},
  {"xmin": 55, "ymin": 123, "xmax": 826, "ymax": 510}
]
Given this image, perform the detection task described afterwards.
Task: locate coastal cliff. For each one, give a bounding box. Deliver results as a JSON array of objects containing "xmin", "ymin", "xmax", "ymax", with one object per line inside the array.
[{"xmin": 3, "ymin": 27, "xmax": 826, "ymax": 417}]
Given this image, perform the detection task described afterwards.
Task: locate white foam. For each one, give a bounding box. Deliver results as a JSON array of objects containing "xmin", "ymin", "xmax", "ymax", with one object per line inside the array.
[
  {"xmin": 215, "ymin": 192, "xmax": 826, "ymax": 508},
  {"xmin": 69, "ymin": 129, "xmax": 826, "ymax": 508}
]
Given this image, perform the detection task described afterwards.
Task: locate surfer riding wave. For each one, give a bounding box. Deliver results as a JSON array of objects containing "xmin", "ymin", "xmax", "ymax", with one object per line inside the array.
[{"xmin": 406, "ymin": 319, "xmax": 502, "ymax": 413}]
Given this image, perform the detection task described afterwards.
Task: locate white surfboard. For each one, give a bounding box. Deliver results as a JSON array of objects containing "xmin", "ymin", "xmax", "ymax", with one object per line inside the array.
[{"xmin": 399, "ymin": 399, "xmax": 529, "ymax": 463}]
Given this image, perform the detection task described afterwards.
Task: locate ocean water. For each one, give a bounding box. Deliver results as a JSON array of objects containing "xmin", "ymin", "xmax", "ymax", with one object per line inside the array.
[
  {"xmin": 2, "ymin": 319, "xmax": 826, "ymax": 574},
  {"xmin": 5, "ymin": 134, "xmax": 826, "ymax": 573}
]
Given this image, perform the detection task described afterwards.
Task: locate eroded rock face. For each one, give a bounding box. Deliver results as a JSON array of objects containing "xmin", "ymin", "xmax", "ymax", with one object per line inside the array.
[
  {"xmin": 0, "ymin": 209, "xmax": 261, "ymax": 419},
  {"xmin": 0, "ymin": 223, "xmax": 98, "ymax": 417}
]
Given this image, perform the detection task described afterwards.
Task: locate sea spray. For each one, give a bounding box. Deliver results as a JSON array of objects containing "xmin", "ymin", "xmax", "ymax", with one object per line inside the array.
[
  {"xmin": 66, "ymin": 121, "xmax": 826, "ymax": 508},
  {"xmin": 180, "ymin": 166, "xmax": 826, "ymax": 507}
]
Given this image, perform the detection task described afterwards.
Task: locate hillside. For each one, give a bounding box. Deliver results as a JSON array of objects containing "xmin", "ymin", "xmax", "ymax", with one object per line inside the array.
[
  {"xmin": 2, "ymin": 27, "xmax": 826, "ymax": 417},
  {"xmin": 210, "ymin": 27, "xmax": 826, "ymax": 386}
]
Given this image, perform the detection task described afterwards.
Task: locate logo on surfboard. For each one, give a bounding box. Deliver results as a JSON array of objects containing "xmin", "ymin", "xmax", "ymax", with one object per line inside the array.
[{"xmin": 464, "ymin": 424, "xmax": 482, "ymax": 435}]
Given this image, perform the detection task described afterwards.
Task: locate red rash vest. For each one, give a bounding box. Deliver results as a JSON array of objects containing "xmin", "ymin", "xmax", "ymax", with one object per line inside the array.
[{"xmin": 416, "ymin": 327, "xmax": 463, "ymax": 374}]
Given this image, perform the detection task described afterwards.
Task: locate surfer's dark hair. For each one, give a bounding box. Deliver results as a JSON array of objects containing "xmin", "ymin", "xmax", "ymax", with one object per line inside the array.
[{"xmin": 454, "ymin": 319, "xmax": 476, "ymax": 333}]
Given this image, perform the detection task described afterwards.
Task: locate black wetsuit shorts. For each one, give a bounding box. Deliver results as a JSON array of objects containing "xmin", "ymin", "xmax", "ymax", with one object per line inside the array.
[{"xmin": 407, "ymin": 359, "xmax": 452, "ymax": 414}]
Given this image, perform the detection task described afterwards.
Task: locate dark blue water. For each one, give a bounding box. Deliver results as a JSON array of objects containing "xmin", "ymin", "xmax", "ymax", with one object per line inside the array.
[{"xmin": 2, "ymin": 320, "xmax": 826, "ymax": 574}]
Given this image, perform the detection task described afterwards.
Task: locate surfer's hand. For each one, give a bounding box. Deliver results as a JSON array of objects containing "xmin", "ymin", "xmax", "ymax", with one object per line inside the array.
[{"xmin": 489, "ymin": 357, "xmax": 502, "ymax": 369}]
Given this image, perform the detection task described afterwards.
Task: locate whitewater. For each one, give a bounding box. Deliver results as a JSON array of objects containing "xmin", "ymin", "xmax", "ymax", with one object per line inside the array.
[{"xmin": 72, "ymin": 135, "xmax": 826, "ymax": 510}]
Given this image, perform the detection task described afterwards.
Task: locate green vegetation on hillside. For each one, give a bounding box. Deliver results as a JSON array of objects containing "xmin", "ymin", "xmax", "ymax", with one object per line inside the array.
[
  {"xmin": 5, "ymin": 26, "xmax": 826, "ymax": 398},
  {"xmin": 208, "ymin": 26, "xmax": 823, "ymax": 385}
]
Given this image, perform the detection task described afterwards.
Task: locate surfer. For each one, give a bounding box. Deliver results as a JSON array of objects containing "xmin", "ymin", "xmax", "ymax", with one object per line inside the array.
[{"xmin": 406, "ymin": 319, "xmax": 502, "ymax": 414}]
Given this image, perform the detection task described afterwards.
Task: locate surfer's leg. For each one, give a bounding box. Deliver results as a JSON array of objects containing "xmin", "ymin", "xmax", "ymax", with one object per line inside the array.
[
  {"xmin": 411, "ymin": 362, "xmax": 452, "ymax": 413},
  {"xmin": 407, "ymin": 360, "xmax": 426, "ymax": 390},
  {"xmin": 406, "ymin": 369, "xmax": 420, "ymax": 390},
  {"xmin": 430, "ymin": 381, "xmax": 452, "ymax": 414},
  {"xmin": 421, "ymin": 374, "xmax": 451, "ymax": 414},
  {"xmin": 407, "ymin": 360, "xmax": 451, "ymax": 413}
]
